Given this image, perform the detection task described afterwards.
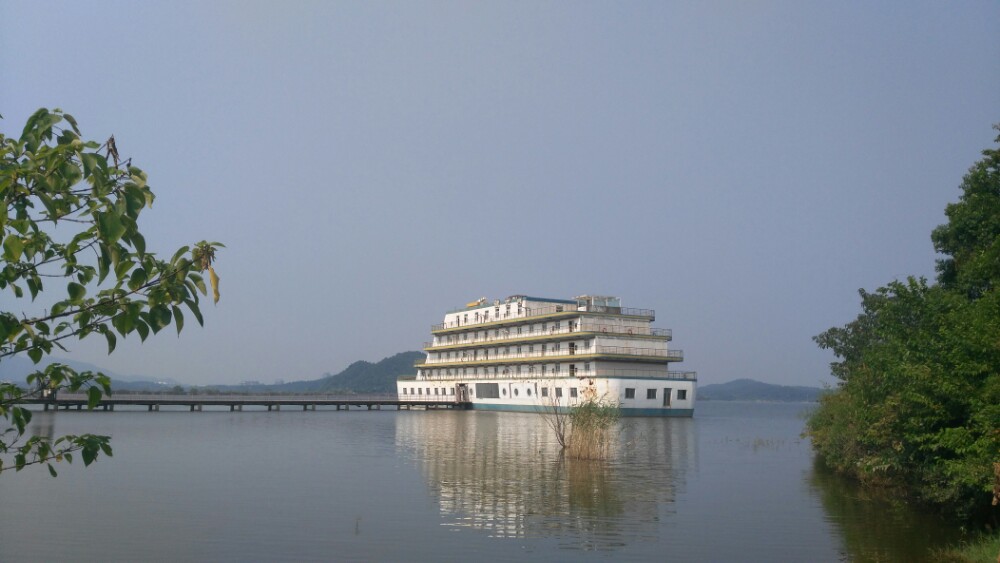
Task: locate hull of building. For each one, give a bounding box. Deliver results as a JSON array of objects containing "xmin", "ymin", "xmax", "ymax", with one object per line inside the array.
[{"xmin": 397, "ymin": 375, "xmax": 696, "ymax": 418}]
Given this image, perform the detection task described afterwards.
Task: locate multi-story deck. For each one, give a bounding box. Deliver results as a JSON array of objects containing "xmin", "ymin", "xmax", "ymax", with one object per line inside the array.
[{"xmin": 397, "ymin": 295, "xmax": 696, "ymax": 416}]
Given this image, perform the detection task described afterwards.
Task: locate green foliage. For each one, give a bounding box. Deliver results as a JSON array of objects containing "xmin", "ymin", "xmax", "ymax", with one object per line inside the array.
[
  {"xmin": 0, "ymin": 108, "xmax": 221, "ymax": 475},
  {"xmin": 809, "ymin": 128, "xmax": 1000, "ymax": 523},
  {"xmin": 933, "ymin": 531, "xmax": 1000, "ymax": 563},
  {"xmin": 932, "ymin": 124, "xmax": 1000, "ymax": 299}
]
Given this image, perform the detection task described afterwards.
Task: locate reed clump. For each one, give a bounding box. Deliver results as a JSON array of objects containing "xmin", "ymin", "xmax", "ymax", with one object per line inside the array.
[
  {"xmin": 543, "ymin": 397, "xmax": 621, "ymax": 460},
  {"xmin": 567, "ymin": 398, "xmax": 621, "ymax": 460}
]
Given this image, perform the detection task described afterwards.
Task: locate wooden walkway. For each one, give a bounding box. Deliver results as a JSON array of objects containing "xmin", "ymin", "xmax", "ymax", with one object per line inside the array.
[{"xmin": 19, "ymin": 393, "xmax": 463, "ymax": 412}]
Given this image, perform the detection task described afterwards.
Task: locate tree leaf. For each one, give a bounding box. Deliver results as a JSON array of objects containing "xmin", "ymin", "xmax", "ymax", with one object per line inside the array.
[
  {"xmin": 67, "ymin": 282, "xmax": 86, "ymax": 302},
  {"xmin": 186, "ymin": 299, "xmax": 204, "ymax": 326},
  {"xmin": 80, "ymin": 152, "xmax": 105, "ymax": 178},
  {"xmin": 3, "ymin": 235, "xmax": 24, "ymax": 262},
  {"xmin": 96, "ymin": 211, "xmax": 125, "ymax": 244},
  {"xmin": 128, "ymin": 267, "xmax": 147, "ymax": 291},
  {"xmin": 172, "ymin": 305, "xmax": 184, "ymax": 335},
  {"xmin": 87, "ymin": 386, "xmax": 102, "ymax": 409},
  {"xmin": 135, "ymin": 320, "xmax": 149, "ymax": 342},
  {"xmin": 209, "ymin": 266, "xmax": 220, "ymax": 304},
  {"xmin": 104, "ymin": 330, "xmax": 117, "ymax": 354}
]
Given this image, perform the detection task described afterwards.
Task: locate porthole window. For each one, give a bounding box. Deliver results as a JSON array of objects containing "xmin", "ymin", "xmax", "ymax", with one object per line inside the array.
[
  {"xmin": 502, "ymin": 388, "xmax": 507, "ymax": 396},
  {"xmin": 514, "ymin": 388, "xmax": 519, "ymax": 396},
  {"xmin": 526, "ymin": 388, "xmax": 532, "ymax": 397}
]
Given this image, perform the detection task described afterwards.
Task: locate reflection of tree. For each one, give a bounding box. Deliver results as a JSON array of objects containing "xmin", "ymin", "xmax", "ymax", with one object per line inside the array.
[
  {"xmin": 30, "ymin": 412, "xmax": 56, "ymax": 442},
  {"xmin": 808, "ymin": 457, "xmax": 965, "ymax": 561},
  {"xmin": 395, "ymin": 412, "xmax": 692, "ymax": 549},
  {"xmin": 563, "ymin": 456, "xmax": 622, "ymax": 516}
]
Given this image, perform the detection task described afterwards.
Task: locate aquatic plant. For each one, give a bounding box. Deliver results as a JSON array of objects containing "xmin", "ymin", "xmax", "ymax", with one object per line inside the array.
[{"xmin": 542, "ymin": 395, "xmax": 621, "ymax": 460}]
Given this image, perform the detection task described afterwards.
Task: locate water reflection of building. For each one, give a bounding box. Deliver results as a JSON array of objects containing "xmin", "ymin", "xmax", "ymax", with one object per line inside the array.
[{"xmin": 395, "ymin": 411, "xmax": 694, "ymax": 548}]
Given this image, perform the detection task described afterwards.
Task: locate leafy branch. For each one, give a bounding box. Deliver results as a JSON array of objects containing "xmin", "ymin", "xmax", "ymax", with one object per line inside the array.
[{"xmin": 0, "ymin": 108, "xmax": 222, "ymax": 477}]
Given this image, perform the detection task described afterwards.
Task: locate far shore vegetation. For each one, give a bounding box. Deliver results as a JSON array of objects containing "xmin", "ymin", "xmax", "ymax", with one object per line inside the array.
[{"xmin": 807, "ymin": 124, "xmax": 1000, "ymax": 555}]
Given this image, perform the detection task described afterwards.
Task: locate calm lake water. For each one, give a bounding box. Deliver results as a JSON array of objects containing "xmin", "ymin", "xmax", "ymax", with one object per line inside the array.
[{"xmin": 0, "ymin": 401, "xmax": 964, "ymax": 562}]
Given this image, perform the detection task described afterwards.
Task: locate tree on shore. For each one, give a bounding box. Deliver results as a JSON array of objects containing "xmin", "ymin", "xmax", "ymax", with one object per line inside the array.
[
  {"xmin": 808, "ymin": 126, "xmax": 1000, "ymax": 523},
  {"xmin": 0, "ymin": 108, "xmax": 221, "ymax": 476}
]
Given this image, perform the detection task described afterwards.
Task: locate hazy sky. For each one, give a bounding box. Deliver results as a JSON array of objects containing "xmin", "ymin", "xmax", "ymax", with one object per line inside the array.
[{"xmin": 2, "ymin": 1, "xmax": 998, "ymax": 386}]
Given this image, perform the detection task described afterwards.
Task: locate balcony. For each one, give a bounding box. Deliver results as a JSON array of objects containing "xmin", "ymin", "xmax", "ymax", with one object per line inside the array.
[
  {"xmin": 595, "ymin": 346, "xmax": 683, "ymax": 360},
  {"xmin": 418, "ymin": 345, "xmax": 683, "ymax": 367},
  {"xmin": 425, "ymin": 324, "xmax": 671, "ymax": 349},
  {"xmin": 409, "ymin": 368, "xmax": 696, "ymax": 382},
  {"xmin": 431, "ymin": 304, "xmax": 655, "ymax": 333}
]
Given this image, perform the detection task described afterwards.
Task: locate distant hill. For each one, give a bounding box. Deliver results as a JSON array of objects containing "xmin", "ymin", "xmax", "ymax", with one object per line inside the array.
[
  {"xmin": 0, "ymin": 355, "xmax": 182, "ymax": 391},
  {"xmin": 274, "ymin": 351, "xmax": 423, "ymax": 394},
  {"xmin": 697, "ymin": 379, "xmax": 824, "ymax": 402},
  {"xmin": 202, "ymin": 351, "xmax": 424, "ymax": 394},
  {"xmin": 1, "ymin": 351, "xmax": 424, "ymax": 394}
]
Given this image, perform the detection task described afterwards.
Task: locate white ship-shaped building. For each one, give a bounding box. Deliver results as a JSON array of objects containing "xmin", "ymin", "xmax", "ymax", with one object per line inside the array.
[{"xmin": 397, "ymin": 295, "xmax": 696, "ymax": 416}]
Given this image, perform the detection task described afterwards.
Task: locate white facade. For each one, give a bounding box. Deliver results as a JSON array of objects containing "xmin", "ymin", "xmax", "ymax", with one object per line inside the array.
[{"xmin": 397, "ymin": 295, "xmax": 696, "ymax": 416}]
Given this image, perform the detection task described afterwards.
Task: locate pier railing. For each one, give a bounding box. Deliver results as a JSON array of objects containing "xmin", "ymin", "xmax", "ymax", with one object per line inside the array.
[{"xmin": 16, "ymin": 393, "xmax": 461, "ymax": 412}]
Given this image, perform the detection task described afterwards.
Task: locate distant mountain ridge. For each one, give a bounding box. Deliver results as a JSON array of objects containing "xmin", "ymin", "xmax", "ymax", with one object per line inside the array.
[
  {"xmin": 196, "ymin": 351, "xmax": 423, "ymax": 394},
  {"xmin": 697, "ymin": 379, "xmax": 824, "ymax": 402},
  {"xmin": 0, "ymin": 355, "xmax": 182, "ymax": 390},
  {"xmin": 0, "ymin": 351, "xmax": 423, "ymax": 394},
  {"xmin": 260, "ymin": 351, "xmax": 422, "ymax": 394}
]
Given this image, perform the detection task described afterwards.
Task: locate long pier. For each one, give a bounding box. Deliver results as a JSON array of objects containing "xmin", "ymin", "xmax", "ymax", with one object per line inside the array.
[{"xmin": 19, "ymin": 393, "xmax": 462, "ymax": 412}]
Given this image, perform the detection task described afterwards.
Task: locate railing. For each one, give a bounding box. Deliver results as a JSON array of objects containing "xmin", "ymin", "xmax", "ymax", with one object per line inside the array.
[
  {"xmin": 595, "ymin": 346, "xmax": 683, "ymax": 360},
  {"xmin": 409, "ymin": 369, "xmax": 696, "ymax": 382},
  {"xmin": 20, "ymin": 392, "xmax": 466, "ymax": 412},
  {"xmin": 431, "ymin": 305, "xmax": 655, "ymax": 332},
  {"xmin": 419, "ymin": 346, "xmax": 683, "ymax": 365},
  {"xmin": 51, "ymin": 392, "xmax": 404, "ymax": 402},
  {"xmin": 594, "ymin": 369, "xmax": 697, "ymax": 380},
  {"xmin": 424, "ymin": 324, "xmax": 671, "ymax": 349}
]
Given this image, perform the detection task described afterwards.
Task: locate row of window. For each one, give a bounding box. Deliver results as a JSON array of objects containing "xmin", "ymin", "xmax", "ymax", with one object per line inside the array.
[
  {"xmin": 459, "ymin": 304, "xmax": 567, "ymax": 325},
  {"xmin": 436, "ymin": 322, "xmax": 656, "ymax": 348},
  {"xmin": 400, "ymin": 385, "xmax": 580, "ymax": 399},
  {"xmin": 623, "ymin": 387, "xmax": 689, "ymax": 406},
  {"xmin": 421, "ymin": 363, "xmax": 588, "ymax": 378},
  {"xmin": 447, "ymin": 303, "xmax": 531, "ymax": 328},
  {"xmin": 441, "ymin": 321, "xmax": 574, "ymax": 345},
  {"xmin": 402, "ymin": 387, "xmax": 456, "ymax": 396},
  {"xmin": 400, "ymin": 385, "xmax": 688, "ymax": 402},
  {"xmin": 432, "ymin": 342, "xmax": 581, "ymax": 362}
]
